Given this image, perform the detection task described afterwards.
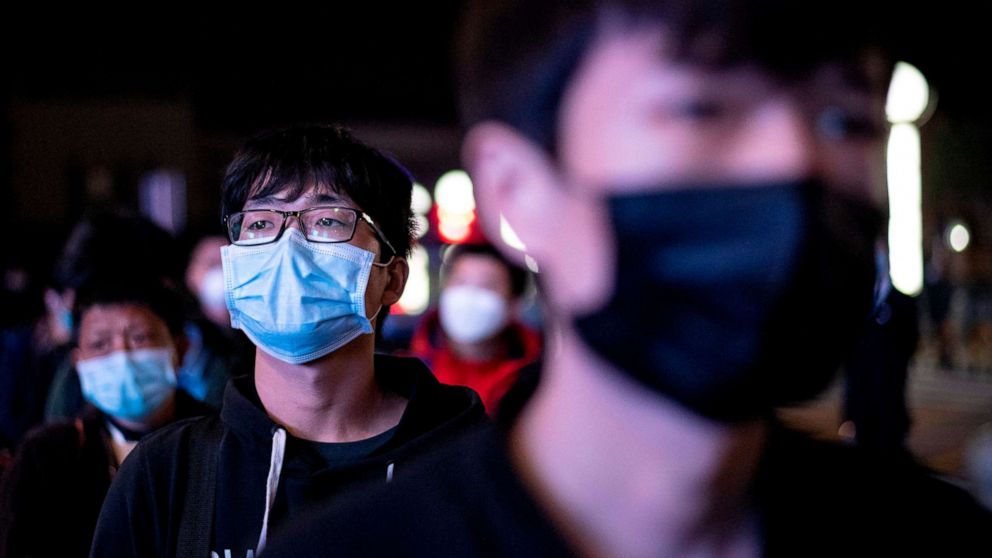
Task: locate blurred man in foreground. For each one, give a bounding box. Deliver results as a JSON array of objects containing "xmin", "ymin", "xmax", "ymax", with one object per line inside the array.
[{"xmin": 263, "ymin": 2, "xmax": 992, "ymax": 556}]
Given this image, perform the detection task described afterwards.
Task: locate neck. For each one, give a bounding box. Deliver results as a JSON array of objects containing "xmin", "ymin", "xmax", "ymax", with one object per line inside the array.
[
  {"xmin": 254, "ymin": 334, "xmax": 406, "ymax": 443},
  {"xmin": 448, "ymin": 331, "xmax": 508, "ymax": 362},
  {"xmin": 510, "ymin": 325, "xmax": 767, "ymax": 558}
]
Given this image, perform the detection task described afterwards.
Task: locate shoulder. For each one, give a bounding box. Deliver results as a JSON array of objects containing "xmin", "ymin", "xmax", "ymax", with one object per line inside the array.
[{"xmin": 118, "ymin": 415, "xmax": 223, "ymax": 476}]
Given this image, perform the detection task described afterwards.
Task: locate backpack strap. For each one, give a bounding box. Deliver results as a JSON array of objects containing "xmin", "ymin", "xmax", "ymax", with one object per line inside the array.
[{"xmin": 176, "ymin": 418, "xmax": 224, "ymax": 558}]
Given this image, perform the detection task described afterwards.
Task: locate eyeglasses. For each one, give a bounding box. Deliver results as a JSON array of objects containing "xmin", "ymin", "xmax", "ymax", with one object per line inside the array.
[{"xmin": 224, "ymin": 206, "xmax": 397, "ymax": 256}]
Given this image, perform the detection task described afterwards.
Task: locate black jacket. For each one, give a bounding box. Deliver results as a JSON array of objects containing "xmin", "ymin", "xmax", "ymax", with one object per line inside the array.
[
  {"xmin": 261, "ymin": 377, "xmax": 992, "ymax": 558},
  {"xmin": 0, "ymin": 391, "xmax": 212, "ymax": 558},
  {"xmin": 89, "ymin": 354, "xmax": 486, "ymax": 558}
]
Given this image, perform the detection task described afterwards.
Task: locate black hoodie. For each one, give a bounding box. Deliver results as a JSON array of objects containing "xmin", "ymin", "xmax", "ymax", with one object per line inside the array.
[{"xmin": 89, "ymin": 354, "xmax": 486, "ymax": 558}]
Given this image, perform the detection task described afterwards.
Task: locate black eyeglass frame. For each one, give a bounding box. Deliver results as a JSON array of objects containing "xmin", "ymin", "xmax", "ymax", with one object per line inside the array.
[{"xmin": 223, "ymin": 206, "xmax": 397, "ymax": 257}]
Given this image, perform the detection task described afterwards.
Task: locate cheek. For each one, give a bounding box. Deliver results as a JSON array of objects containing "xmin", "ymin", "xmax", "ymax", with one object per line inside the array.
[{"xmin": 537, "ymin": 193, "xmax": 618, "ymax": 316}]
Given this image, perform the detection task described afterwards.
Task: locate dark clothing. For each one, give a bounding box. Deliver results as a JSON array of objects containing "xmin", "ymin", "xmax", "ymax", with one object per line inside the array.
[
  {"xmin": 843, "ymin": 289, "xmax": 919, "ymax": 455},
  {"xmin": 0, "ymin": 326, "xmax": 68, "ymax": 450},
  {"xmin": 0, "ymin": 391, "xmax": 212, "ymax": 558},
  {"xmin": 90, "ymin": 354, "xmax": 486, "ymax": 558},
  {"xmin": 263, "ymin": 394, "xmax": 992, "ymax": 557}
]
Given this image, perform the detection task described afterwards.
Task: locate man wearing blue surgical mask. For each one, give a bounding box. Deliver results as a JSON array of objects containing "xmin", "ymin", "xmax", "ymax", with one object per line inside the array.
[
  {"xmin": 90, "ymin": 124, "xmax": 486, "ymax": 558},
  {"xmin": 0, "ymin": 277, "xmax": 212, "ymax": 558}
]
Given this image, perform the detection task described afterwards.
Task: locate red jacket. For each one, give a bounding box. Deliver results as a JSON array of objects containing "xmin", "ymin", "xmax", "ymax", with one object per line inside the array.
[{"xmin": 408, "ymin": 311, "xmax": 542, "ymax": 415}]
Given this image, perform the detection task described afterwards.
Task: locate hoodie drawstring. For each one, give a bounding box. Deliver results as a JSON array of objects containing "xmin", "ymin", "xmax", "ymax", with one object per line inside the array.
[{"xmin": 256, "ymin": 427, "xmax": 287, "ymax": 555}]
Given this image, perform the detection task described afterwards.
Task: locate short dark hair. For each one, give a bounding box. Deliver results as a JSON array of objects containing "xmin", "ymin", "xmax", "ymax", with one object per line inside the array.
[
  {"xmin": 73, "ymin": 276, "xmax": 187, "ymax": 340},
  {"xmin": 441, "ymin": 242, "xmax": 529, "ymax": 298},
  {"xmin": 55, "ymin": 207, "xmax": 183, "ymax": 292},
  {"xmin": 457, "ymin": 0, "xmax": 898, "ymax": 151},
  {"xmin": 220, "ymin": 124, "xmax": 416, "ymax": 259}
]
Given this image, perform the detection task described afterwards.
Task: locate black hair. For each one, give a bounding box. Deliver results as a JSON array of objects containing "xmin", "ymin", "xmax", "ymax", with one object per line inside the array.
[
  {"xmin": 72, "ymin": 275, "xmax": 187, "ymax": 340},
  {"xmin": 457, "ymin": 0, "xmax": 899, "ymax": 151},
  {"xmin": 54, "ymin": 207, "xmax": 183, "ymax": 292},
  {"xmin": 220, "ymin": 124, "xmax": 416, "ymax": 259},
  {"xmin": 441, "ymin": 242, "xmax": 529, "ymax": 298}
]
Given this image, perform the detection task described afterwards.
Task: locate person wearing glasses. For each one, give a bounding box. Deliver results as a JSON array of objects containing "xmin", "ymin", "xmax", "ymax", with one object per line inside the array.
[{"xmin": 89, "ymin": 124, "xmax": 485, "ymax": 558}]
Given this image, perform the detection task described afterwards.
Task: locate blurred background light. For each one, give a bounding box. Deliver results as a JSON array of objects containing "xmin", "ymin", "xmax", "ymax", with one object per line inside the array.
[
  {"xmin": 947, "ymin": 221, "xmax": 971, "ymax": 253},
  {"xmin": 886, "ymin": 61, "xmax": 931, "ymax": 297},
  {"xmin": 434, "ymin": 169, "xmax": 476, "ymax": 244},
  {"xmin": 394, "ymin": 244, "xmax": 430, "ymax": 315}
]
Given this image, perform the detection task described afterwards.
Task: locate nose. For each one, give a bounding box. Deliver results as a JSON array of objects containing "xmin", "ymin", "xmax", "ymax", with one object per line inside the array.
[
  {"xmin": 283, "ymin": 213, "xmax": 306, "ymax": 235},
  {"xmin": 111, "ymin": 333, "xmax": 130, "ymax": 353},
  {"xmin": 733, "ymin": 97, "xmax": 822, "ymax": 182}
]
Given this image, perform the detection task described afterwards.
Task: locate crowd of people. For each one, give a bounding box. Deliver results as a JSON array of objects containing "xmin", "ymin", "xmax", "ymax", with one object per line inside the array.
[{"xmin": 2, "ymin": 0, "xmax": 992, "ymax": 556}]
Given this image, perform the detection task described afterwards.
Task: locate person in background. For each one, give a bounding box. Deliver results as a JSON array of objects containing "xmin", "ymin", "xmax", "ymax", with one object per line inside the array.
[
  {"xmin": 410, "ymin": 242, "xmax": 541, "ymax": 413},
  {"xmin": 0, "ymin": 277, "xmax": 212, "ymax": 558},
  {"xmin": 180, "ymin": 231, "xmax": 254, "ymax": 406},
  {"xmin": 90, "ymin": 124, "xmax": 485, "ymax": 558},
  {"xmin": 261, "ymin": 1, "xmax": 992, "ymax": 556},
  {"xmin": 0, "ymin": 236, "xmax": 66, "ymax": 465},
  {"xmin": 43, "ymin": 208, "xmax": 187, "ymax": 421}
]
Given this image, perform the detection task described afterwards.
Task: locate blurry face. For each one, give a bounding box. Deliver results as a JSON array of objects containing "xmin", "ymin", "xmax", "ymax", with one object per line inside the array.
[
  {"xmin": 185, "ymin": 236, "xmax": 227, "ymax": 293},
  {"xmin": 484, "ymin": 25, "xmax": 889, "ymax": 315},
  {"xmin": 559, "ymin": 27, "xmax": 888, "ymax": 198},
  {"xmin": 75, "ymin": 303, "xmax": 177, "ymax": 364},
  {"xmin": 445, "ymin": 254, "xmax": 514, "ymax": 301}
]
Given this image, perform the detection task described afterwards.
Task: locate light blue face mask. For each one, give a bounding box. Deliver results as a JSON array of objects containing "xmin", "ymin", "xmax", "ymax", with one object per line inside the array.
[
  {"xmin": 76, "ymin": 347, "xmax": 178, "ymax": 422},
  {"xmin": 221, "ymin": 229, "xmax": 382, "ymax": 364}
]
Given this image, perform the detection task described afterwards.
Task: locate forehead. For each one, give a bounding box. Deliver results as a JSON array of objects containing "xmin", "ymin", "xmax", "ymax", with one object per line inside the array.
[
  {"xmin": 79, "ymin": 303, "xmax": 168, "ymax": 334},
  {"xmin": 243, "ymin": 182, "xmax": 359, "ymax": 211},
  {"xmin": 556, "ymin": 24, "xmax": 888, "ymax": 193}
]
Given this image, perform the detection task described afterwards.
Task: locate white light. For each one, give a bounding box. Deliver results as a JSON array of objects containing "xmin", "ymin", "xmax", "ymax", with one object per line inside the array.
[
  {"xmin": 499, "ymin": 213, "xmax": 527, "ymax": 251},
  {"xmin": 434, "ymin": 170, "xmax": 476, "ymax": 213},
  {"xmin": 948, "ymin": 222, "xmax": 971, "ymax": 253},
  {"xmin": 886, "ymin": 62, "xmax": 930, "ymax": 124},
  {"xmin": 524, "ymin": 255, "xmax": 540, "ymax": 274},
  {"xmin": 887, "ymin": 123, "xmax": 923, "ymax": 296},
  {"xmin": 411, "ymin": 182, "xmax": 433, "ymax": 215},
  {"xmin": 395, "ymin": 244, "xmax": 430, "ymax": 315}
]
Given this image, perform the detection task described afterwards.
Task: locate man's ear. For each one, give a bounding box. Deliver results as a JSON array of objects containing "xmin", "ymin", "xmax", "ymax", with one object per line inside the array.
[
  {"xmin": 462, "ymin": 121, "xmax": 564, "ymax": 267},
  {"xmin": 379, "ymin": 257, "xmax": 410, "ymax": 307}
]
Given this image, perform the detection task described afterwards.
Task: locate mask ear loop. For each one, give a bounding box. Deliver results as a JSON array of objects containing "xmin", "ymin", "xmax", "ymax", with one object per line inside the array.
[{"xmin": 368, "ymin": 255, "xmax": 397, "ymax": 328}]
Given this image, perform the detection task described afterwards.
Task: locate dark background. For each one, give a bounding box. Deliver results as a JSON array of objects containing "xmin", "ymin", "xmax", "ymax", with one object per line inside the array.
[{"xmin": 1, "ymin": 3, "xmax": 990, "ymax": 270}]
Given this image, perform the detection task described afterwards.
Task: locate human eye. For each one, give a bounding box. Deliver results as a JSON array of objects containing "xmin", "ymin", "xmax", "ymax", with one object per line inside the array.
[
  {"xmin": 245, "ymin": 215, "xmax": 276, "ymax": 231},
  {"xmin": 84, "ymin": 337, "xmax": 109, "ymax": 353},
  {"xmin": 670, "ymin": 98, "xmax": 728, "ymax": 121},
  {"xmin": 306, "ymin": 209, "xmax": 352, "ymax": 241},
  {"xmin": 315, "ymin": 216, "xmax": 348, "ymax": 228}
]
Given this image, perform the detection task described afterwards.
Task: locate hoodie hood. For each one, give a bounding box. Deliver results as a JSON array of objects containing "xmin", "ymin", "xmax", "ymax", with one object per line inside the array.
[{"xmin": 219, "ymin": 353, "xmax": 486, "ymax": 473}]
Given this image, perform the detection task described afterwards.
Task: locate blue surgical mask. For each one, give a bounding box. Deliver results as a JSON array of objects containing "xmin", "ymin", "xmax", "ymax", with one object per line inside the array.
[
  {"xmin": 221, "ymin": 229, "xmax": 379, "ymax": 364},
  {"xmin": 77, "ymin": 347, "xmax": 178, "ymax": 421}
]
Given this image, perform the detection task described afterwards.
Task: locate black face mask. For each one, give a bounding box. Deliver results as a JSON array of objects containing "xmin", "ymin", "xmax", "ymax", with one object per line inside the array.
[{"xmin": 573, "ymin": 180, "xmax": 883, "ymax": 423}]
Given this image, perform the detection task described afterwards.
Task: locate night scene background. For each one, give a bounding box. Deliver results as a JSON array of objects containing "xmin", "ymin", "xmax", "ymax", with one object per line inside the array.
[{"xmin": 3, "ymin": 2, "xmax": 992, "ymax": 479}]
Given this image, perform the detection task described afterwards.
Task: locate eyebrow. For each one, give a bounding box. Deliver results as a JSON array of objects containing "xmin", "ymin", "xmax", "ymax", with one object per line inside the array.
[{"xmin": 245, "ymin": 192, "xmax": 346, "ymax": 208}]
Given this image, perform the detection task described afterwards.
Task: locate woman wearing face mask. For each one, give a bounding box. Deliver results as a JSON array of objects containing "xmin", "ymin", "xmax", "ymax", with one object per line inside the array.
[
  {"xmin": 409, "ymin": 243, "xmax": 542, "ymax": 414},
  {"xmin": 0, "ymin": 277, "xmax": 213, "ymax": 558}
]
